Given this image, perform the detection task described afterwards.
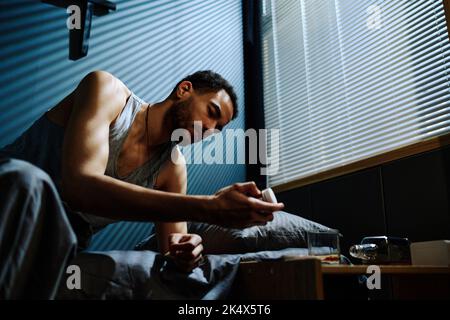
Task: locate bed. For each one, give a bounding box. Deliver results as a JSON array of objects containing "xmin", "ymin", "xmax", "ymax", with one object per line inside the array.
[{"xmin": 55, "ymin": 247, "xmax": 324, "ymax": 300}]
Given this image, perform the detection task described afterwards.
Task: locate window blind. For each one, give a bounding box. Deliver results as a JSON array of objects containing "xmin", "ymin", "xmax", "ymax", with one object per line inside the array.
[{"xmin": 262, "ymin": 0, "xmax": 450, "ymax": 187}]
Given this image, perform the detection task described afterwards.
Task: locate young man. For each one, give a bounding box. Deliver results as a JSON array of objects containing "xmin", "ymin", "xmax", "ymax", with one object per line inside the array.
[{"xmin": 0, "ymin": 70, "xmax": 283, "ymax": 298}]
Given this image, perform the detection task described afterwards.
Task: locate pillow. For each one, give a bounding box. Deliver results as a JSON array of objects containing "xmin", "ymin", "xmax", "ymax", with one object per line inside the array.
[{"xmin": 135, "ymin": 211, "xmax": 334, "ymax": 254}]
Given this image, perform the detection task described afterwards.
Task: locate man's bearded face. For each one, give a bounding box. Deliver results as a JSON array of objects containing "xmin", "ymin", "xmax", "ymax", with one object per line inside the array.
[{"xmin": 169, "ymin": 89, "xmax": 234, "ymax": 144}]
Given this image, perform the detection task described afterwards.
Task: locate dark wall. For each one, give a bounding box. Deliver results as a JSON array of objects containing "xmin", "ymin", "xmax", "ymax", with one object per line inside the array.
[
  {"xmin": 277, "ymin": 146, "xmax": 450, "ymax": 258},
  {"xmin": 0, "ymin": 0, "xmax": 246, "ymax": 250}
]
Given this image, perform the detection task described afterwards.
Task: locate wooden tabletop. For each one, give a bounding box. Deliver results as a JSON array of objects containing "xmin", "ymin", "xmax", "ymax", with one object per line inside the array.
[
  {"xmin": 239, "ymin": 257, "xmax": 450, "ymax": 275},
  {"xmin": 322, "ymin": 264, "xmax": 450, "ymax": 275}
]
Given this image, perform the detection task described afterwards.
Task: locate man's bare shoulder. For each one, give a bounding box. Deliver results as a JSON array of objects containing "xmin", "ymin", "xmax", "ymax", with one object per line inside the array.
[
  {"xmin": 46, "ymin": 71, "xmax": 131, "ymax": 126},
  {"xmin": 73, "ymin": 70, "xmax": 132, "ymax": 121},
  {"xmin": 80, "ymin": 70, "xmax": 130, "ymax": 101}
]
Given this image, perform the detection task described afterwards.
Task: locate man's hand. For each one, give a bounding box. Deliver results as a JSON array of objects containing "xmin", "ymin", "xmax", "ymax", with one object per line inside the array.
[
  {"xmin": 209, "ymin": 181, "xmax": 284, "ymax": 229},
  {"xmin": 168, "ymin": 233, "xmax": 204, "ymax": 273}
]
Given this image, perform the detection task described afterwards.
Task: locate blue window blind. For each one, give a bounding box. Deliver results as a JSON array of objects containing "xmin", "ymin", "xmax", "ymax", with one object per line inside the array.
[{"xmin": 262, "ymin": 0, "xmax": 450, "ymax": 187}]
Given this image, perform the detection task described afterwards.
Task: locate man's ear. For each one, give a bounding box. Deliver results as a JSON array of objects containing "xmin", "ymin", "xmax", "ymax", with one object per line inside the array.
[{"xmin": 177, "ymin": 81, "xmax": 193, "ymax": 98}]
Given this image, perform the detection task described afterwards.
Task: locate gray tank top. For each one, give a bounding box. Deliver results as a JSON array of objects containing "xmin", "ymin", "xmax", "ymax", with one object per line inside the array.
[{"xmin": 0, "ymin": 92, "xmax": 177, "ymax": 228}]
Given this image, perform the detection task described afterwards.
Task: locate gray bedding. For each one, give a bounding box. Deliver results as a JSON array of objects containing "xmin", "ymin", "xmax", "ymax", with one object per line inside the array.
[{"xmin": 56, "ymin": 248, "xmax": 315, "ymax": 300}]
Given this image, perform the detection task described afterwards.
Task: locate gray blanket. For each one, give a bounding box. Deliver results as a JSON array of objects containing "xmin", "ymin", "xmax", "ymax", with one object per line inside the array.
[
  {"xmin": 56, "ymin": 248, "xmax": 313, "ymax": 300},
  {"xmin": 0, "ymin": 158, "xmax": 77, "ymax": 299}
]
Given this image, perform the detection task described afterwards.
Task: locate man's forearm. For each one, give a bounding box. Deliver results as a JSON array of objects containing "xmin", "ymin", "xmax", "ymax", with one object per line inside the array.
[{"xmin": 62, "ymin": 174, "xmax": 211, "ymax": 222}]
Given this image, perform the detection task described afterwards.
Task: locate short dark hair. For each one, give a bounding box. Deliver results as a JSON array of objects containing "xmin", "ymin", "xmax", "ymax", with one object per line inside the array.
[{"xmin": 171, "ymin": 70, "xmax": 238, "ymax": 120}]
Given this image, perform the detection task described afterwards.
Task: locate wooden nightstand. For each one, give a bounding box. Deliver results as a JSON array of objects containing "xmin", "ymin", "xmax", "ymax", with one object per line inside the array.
[
  {"xmin": 231, "ymin": 258, "xmax": 450, "ymax": 299},
  {"xmin": 322, "ymin": 264, "xmax": 450, "ymax": 299}
]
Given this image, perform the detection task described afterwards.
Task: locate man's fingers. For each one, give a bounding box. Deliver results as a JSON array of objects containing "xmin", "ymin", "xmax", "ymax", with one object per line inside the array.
[
  {"xmin": 175, "ymin": 243, "xmax": 204, "ymax": 260},
  {"xmin": 249, "ymin": 197, "xmax": 284, "ymax": 212},
  {"xmin": 191, "ymin": 254, "xmax": 204, "ymax": 266},
  {"xmin": 169, "ymin": 233, "xmax": 190, "ymax": 256},
  {"xmin": 170, "ymin": 234, "xmax": 202, "ymax": 252},
  {"xmin": 170, "ymin": 242, "xmax": 196, "ymax": 252},
  {"xmin": 233, "ymin": 181, "xmax": 262, "ymax": 198},
  {"xmin": 169, "ymin": 233, "xmax": 201, "ymax": 246},
  {"xmin": 173, "ymin": 234, "xmax": 202, "ymax": 247},
  {"xmin": 168, "ymin": 233, "xmax": 184, "ymax": 246},
  {"xmin": 190, "ymin": 243, "xmax": 204, "ymax": 259}
]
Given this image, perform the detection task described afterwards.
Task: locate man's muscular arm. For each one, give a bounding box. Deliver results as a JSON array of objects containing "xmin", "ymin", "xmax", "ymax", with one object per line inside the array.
[
  {"xmin": 154, "ymin": 147, "xmax": 188, "ymax": 253},
  {"xmin": 61, "ymin": 71, "xmax": 206, "ymax": 222},
  {"xmin": 61, "ymin": 70, "xmax": 284, "ymax": 226},
  {"xmin": 155, "ymin": 149, "xmax": 204, "ymax": 272}
]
